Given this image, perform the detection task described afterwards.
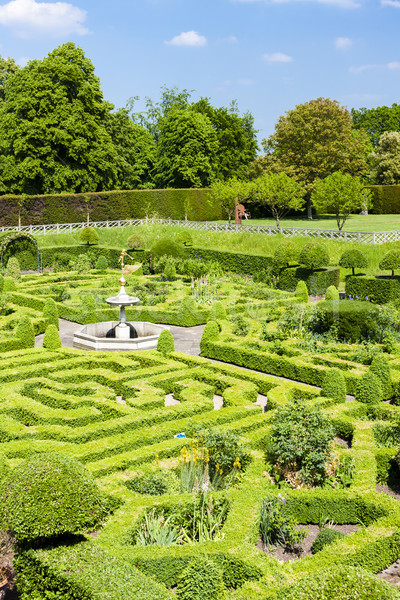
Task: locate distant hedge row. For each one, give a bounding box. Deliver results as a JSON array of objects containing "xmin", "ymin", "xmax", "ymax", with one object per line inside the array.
[
  {"xmin": 0, "ymin": 189, "xmax": 220, "ymax": 226},
  {"xmin": 366, "ymin": 185, "xmax": 400, "ymax": 214}
]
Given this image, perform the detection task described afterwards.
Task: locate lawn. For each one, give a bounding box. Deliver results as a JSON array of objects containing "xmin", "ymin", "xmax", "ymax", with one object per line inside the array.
[{"xmin": 217, "ymin": 214, "xmax": 400, "ymax": 232}]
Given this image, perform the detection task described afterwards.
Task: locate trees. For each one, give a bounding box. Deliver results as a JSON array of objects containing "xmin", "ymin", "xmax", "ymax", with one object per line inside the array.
[
  {"xmin": 311, "ymin": 171, "xmax": 372, "ymax": 231},
  {"xmin": 210, "ymin": 178, "xmax": 250, "ymax": 223},
  {"xmin": 0, "ymin": 42, "xmax": 118, "ymax": 195},
  {"xmin": 105, "ymin": 108, "xmax": 156, "ymax": 189},
  {"xmin": 250, "ymin": 172, "xmax": 304, "ymax": 227},
  {"xmin": 351, "ymin": 104, "xmax": 400, "ymax": 147},
  {"xmin": 339, "ymin": 249, "xmax": 368, "ymax": 276},
  {"xmin": 154, "ymin": 108, "xmax": 218, "ymax": 188},
  {"xmin": 0, "ymin": 55, "xmax": 18, "ymax": 102},
  {"xmin": 263, "ymin": 98, "xmax": 371, "ymax": 217},
  {"xmin": 299, "ymin": 243, "xmax": 330, "ymax": 270},
  {"xmin": 379, "ymin": 249, "xmax": 400, "ymax": 277},
  {"xmin": 369, "ymin": 131, "xmax": 400, "ymax": 184}
]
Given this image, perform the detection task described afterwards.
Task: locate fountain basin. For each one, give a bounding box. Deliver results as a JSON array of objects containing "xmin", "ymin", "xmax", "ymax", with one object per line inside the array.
[{"xmin": 73, "ymin": 321, "xmax": 170, "ymax": 351}]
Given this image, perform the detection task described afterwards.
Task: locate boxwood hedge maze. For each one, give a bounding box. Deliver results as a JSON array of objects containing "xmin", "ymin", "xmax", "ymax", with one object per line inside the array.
[{"xmin": 2, "ymin": 245, "xmax": 400, "ymax": 599}]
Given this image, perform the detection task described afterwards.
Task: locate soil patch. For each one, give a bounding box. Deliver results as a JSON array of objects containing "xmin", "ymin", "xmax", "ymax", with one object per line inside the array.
[
  {"xmin": 376, "ymin": 483, "xmax": 400, "ymax": 500},
  {"xmin": 378, "ymin": 559, "xmax": 400, "ymax": 586},
  {"xmin": 257, "ymin": 524, "xmax": 360, "ymax": 562},
  {"xmin": 334, "ymin": 436, "xmax": 350, "ymax": 448}
]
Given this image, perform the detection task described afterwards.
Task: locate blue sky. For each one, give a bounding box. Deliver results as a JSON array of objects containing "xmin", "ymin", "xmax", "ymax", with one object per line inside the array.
[{"xmin": 0, "ymin": 0, "xmax": 399, "ymax": 148}]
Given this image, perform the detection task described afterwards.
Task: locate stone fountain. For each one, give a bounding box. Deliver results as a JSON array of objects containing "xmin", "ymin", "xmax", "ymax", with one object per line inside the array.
[{"xmin": 73, "ymin": 252, "xmax": 169, "ymax": 351}]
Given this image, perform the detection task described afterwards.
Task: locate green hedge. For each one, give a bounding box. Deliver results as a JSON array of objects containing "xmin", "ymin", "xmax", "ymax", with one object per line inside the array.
[
  {"xmin": 14, "ymin": 542, "xmax": 173, "ymax": 600},
  {"xmin": 0, "ymin": 189, "xmax": 220, "ymax": 226},
  {"xmin": 315, "ymin": 299, "xmax": 380, "ymax": 343},
  {"xmin": 345, "ymin": 275, "xmax": 400, "ymax": 304},
  {"xmin": 187, "ymin": 247, "xmax": 273, "ymax": 276},
  {"xmin": 278, "ymin": 266, "xmax": 340, "ymax": 294},
  {"xmin": 366, "ymin": 185, "xmax": 400, "ymax": 214}
]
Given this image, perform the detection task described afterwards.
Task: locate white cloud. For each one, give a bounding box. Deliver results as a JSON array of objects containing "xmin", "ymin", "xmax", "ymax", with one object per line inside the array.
[
  {"xmin": 350, "ymin": 61, "xmax": 400, "ymax": 74},
  {"xmin": 381, "ymin": 0, "xmax": 400, "ymax": 7},
  {"xmin": 221, "ymin": 35, "xmax": 238, "ymax": 43},
  {"xmin": 263, "ymin": 52, "xmax": 293, "ymax": 63},
  {"xmin": 165, "ymin": 30, "xmax": 207, "ymax": 47},
  {"xmin": 0, "ymin": 0, "xmax": 88, "ymax": 37},
  {"xmin": 335, "ymin": 36, "xmax": 352, "ymax": 49}
]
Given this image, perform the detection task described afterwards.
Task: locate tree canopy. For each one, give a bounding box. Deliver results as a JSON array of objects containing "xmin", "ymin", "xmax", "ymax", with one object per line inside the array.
[
  {"xmin": 351, "ymin": 104, "xmax": 400, "ymax": 147},
  {"xmin": 369, "ymin": 131, "xmax": 400, "ymax": 184},
  {"xmin": 210, "ymin": 178, "xmax": 250, "ymax": 223},
  {"xmin": 250, "ymin": 172, "xmax": 304, "ymax": 227},
  {"xmin": 0, "ymin": 42, "xmax": 118, "ymax": 195}
]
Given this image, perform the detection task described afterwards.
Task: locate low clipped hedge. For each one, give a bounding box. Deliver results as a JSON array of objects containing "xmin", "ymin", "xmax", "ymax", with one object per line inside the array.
[
  {"xmin": 187, "ymin": 247, "xmax": 273, "ymax": 276},
  {"xmin": 278, "ymin": 266, "xmax": 340, "ymax": 294},
  {"xmin": 314, "ymin": 299, "xmax": 379, "ymax": 343},
  {"xmin": 345, "ymin": 275, "xmax": 400, "ymax": 304}
]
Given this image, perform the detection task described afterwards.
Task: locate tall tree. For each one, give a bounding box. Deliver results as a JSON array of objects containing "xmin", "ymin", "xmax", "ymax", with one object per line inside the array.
[
  {"xmin": 351, "ymin": 104, "xmax": 400, "ymax": 148},
  {"xmin": 210, "ymin": 177, "xmax": 250, "ymax": 224},
  {"xmin": 0, "ymin": 42, "xmax": 118, "ymax": 195},
  {"xmin": 105, "ymin": 108, "xmax": 156, "ymax": 189},
  {"xmin": 0, "ymin": 55, "xmax": 18, "ymax": 101},
  {"xmin": 154, "ymin": 107, "xmax": 218, "ymax": 188},
  {"xmin": 369, "ymin": 131, "xmax": 400, "ymax": 184},
  {"xmin": 311, "ymin": 172, "xmax": 372, "ymax": 231},
  {"xmin": 250, "ymin": 172, "xmax": 304, "ymax": 227},
  {"xmin": 263, "ymin": 98, "xmax": 371, "ymax": 218}
]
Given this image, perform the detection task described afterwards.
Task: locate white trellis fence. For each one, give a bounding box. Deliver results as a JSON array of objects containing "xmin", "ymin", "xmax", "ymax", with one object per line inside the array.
[{"xmin": 2, "ymin": 218, "xmax": 399, "ymax": 244}]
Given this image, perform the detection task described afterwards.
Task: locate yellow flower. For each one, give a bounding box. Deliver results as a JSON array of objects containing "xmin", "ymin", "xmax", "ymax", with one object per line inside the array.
[
  {"xmin": 233, "ymin": 456, "xmax": 241, "ymax": 470},
  {"xmin": 155, "ymin": 453, "xmax": 159, "ymax": 466}
]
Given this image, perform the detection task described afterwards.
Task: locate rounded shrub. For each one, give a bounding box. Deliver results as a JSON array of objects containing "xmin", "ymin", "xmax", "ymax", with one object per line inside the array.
[
  {"xmin": 5, "ymin": 256, "xmax": 21, "ymax": 282},
  {"xmin": 95, "ymin": 255, "xmax": 108, "ymax": 271},
  {"xmin": 325, "ymin": 285, "xmax": 339, "ymax": 301},
  {"xmin": 370, "ymin": 354, "xmax": 393, "ymax": 399},
  {"xmin": 127, "ymin": 234, "xmax": 145, "ymax": 249},
  {"xmin": 273, "ymin": 241, "xmax": 298, "ymax": 268},
  {"xmin": 0, "ymin": 453, "xmax": 108, "ymax": 542},
  {"xmin": 299, "ymin": 243, "xmax": 329, "ymax": 270},
  {"xmin": 3, "ymin": 276, "xmax": 16, "ymax": 292},
  {"xmin": 176, "ymin": 557, "xmax": 225, "ymax": 600},
  {"xmin": 282, "ymin": 565, "xmax": 397, "ymax": 600},
  {"xmin": 209, "ymin": 302, "xmax": 226, "ymax": 321},
  {"xmin": 379, "ymin": 249, "xmax": 400, "ymax": 278},
  {"xmin": 295, "ymin": 280, "xmax": 309, "ymax": 303},
  {"xmin": 177, "ymin": 231, "xmax": 193, "ymax": 246},
  {"xmin": 81, "ymin": 295, "xmax": 96, "ymax": 324},
  {"xmin": 127, "ymin": 470, "xmax": 180, "ymax": 496},
  {"xmin": 42, "ymin": 324, "xmax": 62, "ymax": 350},
  {"xmin": 78, "ymin": 226, "xmax": 99, "ymax": 245},
  {"xmin": 16, "ymin": 315, "xmax": 35, "ymax": 348},
  {"xmin": 43, "ymin": 298, "xmax": 59, "ymax": 329},
  {"xmin": 163, "ymin": 258, "xmax": 177, "ymax": 281},
  {"xmin": 200, "ymin": 321, "xmax": 220, "ymax": 354},
  {"xmin": 355, "ymin": 370, "xmax": 383, "ymax": 405},
  {"xmin": 321, "ymin": 368, "xmax": 346, "ymax": 403},
  {"xmin": 311, "ymin": 528, "xmax": 345, "ymax": 554},
  {"xmin": 339, "ymin": 249, "xmax": 368, "ymax": 276},
  {"xmin": 157, "ymin": 329, "xmax": 175, "ymax": 354},
  {"xmin": 151, "ymin": 237, "xmax": 185, "ymax": 260}
]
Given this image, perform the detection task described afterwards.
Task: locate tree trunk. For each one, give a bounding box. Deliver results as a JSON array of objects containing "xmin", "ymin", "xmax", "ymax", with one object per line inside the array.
[{"xmin": 307, "ymin": 196, "xmax": 313, "ymax": 220}]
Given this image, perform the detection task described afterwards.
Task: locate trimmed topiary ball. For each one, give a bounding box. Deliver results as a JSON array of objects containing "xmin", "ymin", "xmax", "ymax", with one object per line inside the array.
[
  {"xmin": 273, "ymin": 241, "xmax": 298, "ymax": 268},
  {"xmin": 157, "ymin": 329, "xmax": 175, "ymax": 354},
  {"xmin": 127, "ymin": 234, "xmax": 145, "ymax": 249},
  {"xmin": 325, "ymin": 285, "xmax": 339, "ymax": 301},
  {"xmin": 78, "ymin": 226, "xmax": 99, "ymax": 246},
  {"xmin": 177, "ymin": 231, "xmax": 193, "ymax": 246},
  {"xmin": 339, "ymin": 249, "xmax": 368, "ymax": 276},
  {"xmin": 95, "ymin": 255, "xmax": 108, "ymax": 271},
  {"xmin": 0, "ymin": 453, "xmax": 108, "ymax": 542},
  {"xmin": 176, "ymin": 557, "xmax": 225, "ymax": 600},
  {"xmin": 311, "ymin": 528, "xmax": 345, "ymax": 554},
  {"xmin": 299, "ymin": 243, "xmax": 329, "ymax": 270},
  {"xmin": 6, "ymin": 256, "xmax": 21, "ymax": 282},
  {"xmin": 43, "ymin": 297, "xmax": 59, "ymax": 329},
  {"xmin": 295, "ymin": 280, "xmax": 309, "ymax": 303},
  {"xmin": 151, "ymin": 237, "xmax": 185, "ymax": 260},
  {"xmin": 370, "ymin": 354, "xmax": 393, "ymax": 400},
  {"xmin": 42, "ymin": 324, "xmax": 62, "ymax": 349},
  {"xmin": 355, "ymin": 370, "xmax": 383, "ymax": 405},
  {"xmin": 321, "ymin": 368, "xmax": 346, "ymax": 403},
  {"xmin": 379, "ymin": 249, "xmax": 400, "ymax": 278},
  {"xmin": 16, "ymin": 315, "xmax": 35, "ymax": 348}
]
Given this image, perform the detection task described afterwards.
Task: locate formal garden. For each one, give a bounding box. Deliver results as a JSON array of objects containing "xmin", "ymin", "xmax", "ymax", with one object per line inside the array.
[{"xmin": 0, "ymin": 222, "xmax": 400, "ymax": 599}]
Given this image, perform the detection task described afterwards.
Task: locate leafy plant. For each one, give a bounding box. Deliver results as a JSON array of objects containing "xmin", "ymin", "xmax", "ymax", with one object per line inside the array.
[
  {"xmin": 135, "ymin": 509, "xmax": 183, "ymax": 547},
  {"xmin": 78, "ymin": 227, "xmax": 99, "ymax": 246},
  {"xmin": 259, "ymin": 495, "xmax": 306, "ymax": 551},
  {"xmin": 311, "ymin": 527, "xmax": 345, "ymax": 554}
]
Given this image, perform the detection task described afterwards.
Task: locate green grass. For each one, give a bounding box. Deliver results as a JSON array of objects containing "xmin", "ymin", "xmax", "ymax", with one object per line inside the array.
[{"xmin": 217, "ymin": 214, "xmax": 400, "ymax": 232}]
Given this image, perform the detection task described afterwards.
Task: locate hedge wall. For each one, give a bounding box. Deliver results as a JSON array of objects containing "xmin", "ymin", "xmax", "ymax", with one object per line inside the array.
[
  {"xmin": 187, "ymin": 247, "xmax": 273, "ymax": 276},
  {"xmin": 0, "ymin": 189, "xmax": 220, "ymax": 226},
  {"xmin": 366, "ymin": 185, "xmax": 400, "ymax": 215},
  {"xmin": 345, "ymin": 275, "xmax": 400, "ymax": 304},
  {"xmin": 278, "ymin": 266, "xmax": 340, "ymax": 295}
]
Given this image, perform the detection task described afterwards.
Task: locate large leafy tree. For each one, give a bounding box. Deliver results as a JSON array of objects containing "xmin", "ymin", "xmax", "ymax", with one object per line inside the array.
[
  {"xmin": 369, "ymin": 131, "xmax": 400, "ymax": 184},
  {"xmin": 210, "ymin": 177, "xmax": 250, "ymax": 223},
  {"xmin": 154, "ymin": 107, "xmax": 219, "ymax": 188},
  {"xmin": 0, "ymin": 55, "xmax": 18, "ymax": 101},
  {"xmin": 0, "ymin": 42, "xmax": 118, "ymax": 195},
  {"xmin": 263, "ymin": 98, "xmax": 371, "ymax": 217},
  {"xmin": 351, "ymin": 104, "xmax": 400, "ymax": 147},
  {"xmin": 311, "ymin": 171, "xmax": 372, "ymax": 231},
  {"xmin": 250, "ymin": 172, "xmax": 304, "ymax": 227},
  {"xmin": 105, "ymin": 108, "xmax": 156, "ymax": 189}
]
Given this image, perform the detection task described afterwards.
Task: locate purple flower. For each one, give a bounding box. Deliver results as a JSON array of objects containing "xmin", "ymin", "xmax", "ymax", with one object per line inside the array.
[
  {"xmin": 349, "ymin": 294, "xmax": 352, "ymax": 300},
  {"xmin": 366, "ymin": 296, "xmax": 369, "ymax": 301},
  {"xmin": 356, "ymin": 296, "xmax": 359, "ymax": 299}
]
